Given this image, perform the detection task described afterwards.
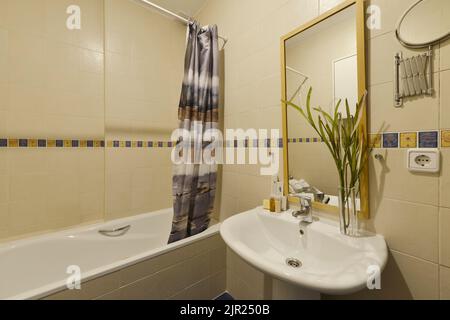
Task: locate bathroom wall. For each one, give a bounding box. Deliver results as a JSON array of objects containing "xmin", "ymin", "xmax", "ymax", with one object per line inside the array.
[
  {"xmin": 0, "ymin": 0, "xmax": 105, "ymax": 240},
  {"xmin": 104, "ymin": 0, "xmax": 185, "ymax": 220},
  {"xmin": 197, "ymin": 0, "xmax": 450, "ymax": 299},
  {"xmin": 0, "ymin": 0, "xmax": 186, "ymax": 241}
]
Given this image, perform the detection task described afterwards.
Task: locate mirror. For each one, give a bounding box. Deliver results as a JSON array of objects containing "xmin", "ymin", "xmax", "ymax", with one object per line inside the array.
[
  {"xmin": 396, "ymin": 0, "xmax": 450, "ymax": 48},
  {"xmin": 281, "ymin": 0, "xmax": 369, "ymax": 217}
]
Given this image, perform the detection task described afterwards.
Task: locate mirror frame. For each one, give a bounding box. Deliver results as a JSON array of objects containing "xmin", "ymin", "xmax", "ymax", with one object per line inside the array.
[{"xmin": 280, "ymin": 0, "xmax": 369, "ymax": 218}]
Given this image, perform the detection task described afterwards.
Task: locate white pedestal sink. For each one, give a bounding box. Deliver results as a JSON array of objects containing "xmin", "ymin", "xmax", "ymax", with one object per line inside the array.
[{"xmin": 220, "ymin": 207, "xmax": 388, "ymax": 298}]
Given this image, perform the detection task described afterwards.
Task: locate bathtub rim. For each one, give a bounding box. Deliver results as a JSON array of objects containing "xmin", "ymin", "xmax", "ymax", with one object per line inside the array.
[{"xmin": 1, "ymin": 208, "xmax": 221, "ymax": 300}]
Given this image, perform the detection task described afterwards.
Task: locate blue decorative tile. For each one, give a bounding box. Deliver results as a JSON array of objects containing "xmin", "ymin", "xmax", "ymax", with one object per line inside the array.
[
  {"xmin": 419, "ymin": 131, "xmax": 438, "ymax": 148},
  {"xmin": 72, "ymin": 140, "xmax": 79, "ymax": 147},
  {"xmin": 100, "ymin": 141, "xmax": 105, "ymax": 148},
  {"xmin": 383, "ymin": 133, "xmax": 399, "ymax": 148},
  {"xmin": 137, "ymin": 141, "xmax": 143, "ymax": 148},
  {"xmin": 126, "ymin": 141, "xmax": 131, "ymax": 148},
  {"xmin": 38, "ymin": 139, "xmax": 47, "ymax": 147},
  {"xmin": 86, "ymin": 140, "xmax": 94, "ymax": 148},
  {"xmin": 148, "ymin": 141, "xmax": 154, "ymax": 148},
  {"xmin": 56, "ymin": 140, "xmax": 64, "ymax": 147},
  {"xmin": 278, "ymin": 138, "xmax": 283, "ymax": 148},
  {"xmin": 19, "ymin": 139, "xmax": 28, "ymax": 147},
  {"xmin": 0, "ymin": 139, "xmax": 7, "ymax": 147},
  {"xmin": 305, "ymin": 138, "xmax": 310, "ymax": 143}
]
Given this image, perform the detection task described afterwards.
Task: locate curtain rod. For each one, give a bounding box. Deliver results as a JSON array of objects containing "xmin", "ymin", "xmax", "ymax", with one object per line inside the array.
[{"xmin": 138, "ymin": 0, "xmax": 228, "ymax": 48}]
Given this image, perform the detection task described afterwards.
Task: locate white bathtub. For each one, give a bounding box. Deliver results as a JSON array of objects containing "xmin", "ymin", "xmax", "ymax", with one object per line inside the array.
[{"xmin": 0, "ymin": 208, "xmax": 221, "ymax": 300}]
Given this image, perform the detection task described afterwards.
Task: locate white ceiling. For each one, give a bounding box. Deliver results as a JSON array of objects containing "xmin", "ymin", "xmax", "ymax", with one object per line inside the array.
[{"xmin": 144, "ymin": 0, "xmax": 208, "ymax": 17}]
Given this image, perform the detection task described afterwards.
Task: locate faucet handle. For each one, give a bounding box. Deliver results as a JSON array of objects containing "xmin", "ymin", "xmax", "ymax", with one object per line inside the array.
[{"xmin": 299, "ymin": 195, "xmax": 312, "ymax": 208}]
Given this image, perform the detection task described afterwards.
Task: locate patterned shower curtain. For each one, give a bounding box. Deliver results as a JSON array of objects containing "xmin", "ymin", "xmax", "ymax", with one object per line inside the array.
[{"xmin": 168, "ymin": 22, "xmax": 220, "ymax": 243}]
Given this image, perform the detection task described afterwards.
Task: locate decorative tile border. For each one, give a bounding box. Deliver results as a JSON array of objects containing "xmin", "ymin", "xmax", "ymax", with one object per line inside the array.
[
  {"xmin": 287, "ymin": 137, "xmax": 324, "ymax": 144},
  {"xmin": 1, "ymin": 132, "xmax": 448, "ymax": 149},
  {"xmin": 289, "ymin": 130, "xmax": 449, "ymax": 149},
  {"xmin": 0, "ymin": 138, "xmax": 285, "ymax": 149},
  {"xmin": 0, "ymin": 139, "xmax": 105, "ymax": 148},
  {"xmin": 369, "ymin": 129, "xmax": 448, "ymax": 149}
]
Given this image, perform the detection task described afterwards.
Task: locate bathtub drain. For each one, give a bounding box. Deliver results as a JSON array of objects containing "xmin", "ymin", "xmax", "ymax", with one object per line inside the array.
[{"xmin": 286, "ymin": 258, "xmax": 302, "ymax": 268}]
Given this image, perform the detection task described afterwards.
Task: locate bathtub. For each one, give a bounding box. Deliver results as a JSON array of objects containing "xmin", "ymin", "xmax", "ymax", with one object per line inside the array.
[{"xmin": 0, "ymin": 208, "xmax": 222, "ymax": 300}]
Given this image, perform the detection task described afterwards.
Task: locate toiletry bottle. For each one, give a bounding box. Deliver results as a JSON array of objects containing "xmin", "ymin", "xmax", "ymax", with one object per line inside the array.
[
  {"xmin": 270, "ymin": 175, "xmax": 278, "ymax": 213},
  {"xmin": 278, "ymin": 182, "xmax": 287, "ymax": 211},
  {"xmin": 272, "ymin": 176, "xmax": 282, "ymax": 213}
]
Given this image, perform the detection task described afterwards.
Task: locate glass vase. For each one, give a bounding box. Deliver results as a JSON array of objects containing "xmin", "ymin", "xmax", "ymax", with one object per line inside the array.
[{"xmin": 338, "ymin": 186, "xmax": 359, "ymax": 237}]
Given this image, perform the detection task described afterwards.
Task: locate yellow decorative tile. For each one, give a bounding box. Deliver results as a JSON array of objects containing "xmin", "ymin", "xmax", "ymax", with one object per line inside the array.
[
  {"xmin": 47, "ymin": 140, "xmax": 56, "ymax": 148},
  {"xmin": 94, "ymin": 140, "xmax": 102, "ymax": 148},
  {"xmin": 106, "ymin": 141, "xmax": 113, "ymax": 148},
  {"xmin": 64, "ymin": 140, "xmax": 72, "ymax": 148},
  {"xmin": 80, "ymin": 140, "xmax": 87, "ymax": 148},
  {"xmin": 8, "ymin": 139, "xmax": 18, "ymax": 148},
  {"xmin": 369, "ymin": 134, "xmax": 381, "ymax": 148},
  {"xmin": 400, "ymin": 132, "xmax": 417, "ymax": 148},
  {"xmin": 28, "ymin": 139, "xmax": 38, "ymax": 148},
  {"xmin": 442, "ymin": 130, "xmax": 450, "ymax": 148},
  {"xmin": 131, "ymin": 141, "xmax": 138, "ymax": 148},
  {"xmin": 119, "ymin": 141, "xmax": 125, "ymax": 148}
]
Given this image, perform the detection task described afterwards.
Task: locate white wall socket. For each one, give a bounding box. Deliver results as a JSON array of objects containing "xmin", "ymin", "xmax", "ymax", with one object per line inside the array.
[{"xmin": 407, "ymin": 148, "xmax": 440, "ymax": 173}]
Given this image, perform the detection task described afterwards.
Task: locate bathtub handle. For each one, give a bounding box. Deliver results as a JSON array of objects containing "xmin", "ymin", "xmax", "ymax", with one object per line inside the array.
[{"xmin": 99, "ymin": 225, "xmax": 131, "ymax": 237}]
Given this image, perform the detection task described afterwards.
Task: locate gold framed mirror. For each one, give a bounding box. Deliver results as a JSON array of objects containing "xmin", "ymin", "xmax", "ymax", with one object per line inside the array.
[{"xmin": 280, "ymin": 0, "xmax": 369, "ymax": 218}]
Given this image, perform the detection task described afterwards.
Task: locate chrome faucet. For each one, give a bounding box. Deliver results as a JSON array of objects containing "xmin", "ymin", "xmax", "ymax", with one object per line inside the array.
[{"xmin": 292, "ymin": 195, "xmax": 314, "ymax": 224}]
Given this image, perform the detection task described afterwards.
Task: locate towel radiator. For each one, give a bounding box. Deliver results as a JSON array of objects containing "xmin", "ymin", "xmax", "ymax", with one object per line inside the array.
[{"xmin": 394, "ymin": 46, "xmax": 433, "ymax": 107}]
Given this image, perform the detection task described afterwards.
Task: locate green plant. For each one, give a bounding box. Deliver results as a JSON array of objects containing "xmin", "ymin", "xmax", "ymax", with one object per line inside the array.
[{"xmin": 284, "ymin": 87, "xmax": 369, "ymax": 234}]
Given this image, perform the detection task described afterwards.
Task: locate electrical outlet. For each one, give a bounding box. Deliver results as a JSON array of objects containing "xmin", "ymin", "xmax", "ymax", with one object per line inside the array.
[{"xmin": 407, "ymin": 149, "xmax": 440, "ymax": 173}]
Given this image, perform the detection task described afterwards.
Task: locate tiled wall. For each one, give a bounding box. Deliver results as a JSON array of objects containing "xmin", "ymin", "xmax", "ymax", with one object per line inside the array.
[
  {"xmin": 197, "ymin": 0, "xmax": 450, "ymax": 299},
  {"xmin": 0, "ymin": 0, "xmax": 105, "ymax": 240},
  {"xmin": 0, "ymin": 0, "xmax": 186, "ymax": 240},
  {"xmin": 104, "ymin": 0, "xmax": 185, "ymax": 220},
  {"xmin": 43, "ymin": 234, "xmax": 226, "ymax": 300}
]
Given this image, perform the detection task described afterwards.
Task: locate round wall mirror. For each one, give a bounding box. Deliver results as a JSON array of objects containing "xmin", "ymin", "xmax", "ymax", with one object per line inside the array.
[{"xmin": 396, "ymin": 0, "xmax": 450, "ymax": 48}]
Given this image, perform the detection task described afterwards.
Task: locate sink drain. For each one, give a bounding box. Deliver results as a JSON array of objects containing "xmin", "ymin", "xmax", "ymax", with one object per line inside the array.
[{"xmin": 286, "ymin": 258, "xmax": 302, "ymax": 268}]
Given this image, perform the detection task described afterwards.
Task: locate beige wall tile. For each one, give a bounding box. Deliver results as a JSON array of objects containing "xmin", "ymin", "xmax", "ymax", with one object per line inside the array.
[
  {"xmin": 366, "ymin": 0, "xmax": 418, "ymax": 39},
  {"xmin": 227, "ymin": 248, "xmax": 266, "ymax": 295},
  {"xmin": 441, "ymin": 39, "xmax": 450, "ymax": 71},
  {"xmin": 370, "ymin": 197, "xmax": 439, "ymax": 263},
  {"xmin": 368, "ymin": 32, "xmax": 440, "ymax": 86},
  {"xmin": 441, "ymin": 266, "xmax": 450, "ymax": 300},
  {"xmin": 369, "ymin": 74, "xmax": 440, "ymax": 132},
  {"xmin": 441, "ymin": 70, "xmax": 450, "ymax": 129},
  {"xmin": 441, "ymin": 149, "xmax": 450, "ymax": 208},
  {"xmin": 369, "ymin": 149, "xmax": 439, "ymax": 206},
  {"xmin": 210, "ymin": 271, "xmax": 227, "ymax": 299},
  {"xmin": 325, "ymin": 250, "xmax": 439, "ymax": 300},
  {"xmin": 440, "ymin": 207, "xmax": 450, "ymax": 267}
]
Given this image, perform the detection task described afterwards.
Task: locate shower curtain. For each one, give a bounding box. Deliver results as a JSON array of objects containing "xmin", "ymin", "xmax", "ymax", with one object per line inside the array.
[{"xmin": 169, "ymin": 22, "xmax": 220, "ymax": 243}]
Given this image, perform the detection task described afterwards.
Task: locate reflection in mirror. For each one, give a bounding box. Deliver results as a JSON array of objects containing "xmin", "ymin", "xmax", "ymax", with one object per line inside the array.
[
  {"xmin": 396, "ymin": 0, "xmax": 450, "ymax": 48},
  {"xmin": 286, "ymin": 5, "xmax": 359, "ymax": 209}
]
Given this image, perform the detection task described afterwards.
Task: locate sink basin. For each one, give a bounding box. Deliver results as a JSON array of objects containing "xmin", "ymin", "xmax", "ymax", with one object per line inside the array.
[{"xmin": 220, "ymin": 208, "xmax": 388, "ymax": 296}]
